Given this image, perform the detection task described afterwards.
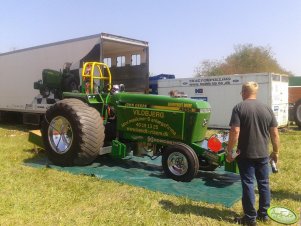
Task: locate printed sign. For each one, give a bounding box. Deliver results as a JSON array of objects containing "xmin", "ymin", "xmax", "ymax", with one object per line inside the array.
[
  {"xmin": 195, "ymin": 88, "xmax": 203, "ymax": 94},
  {"xmin": 180, "ymin": 76, "xmax": 242, "ymax": 87},
  {"xmin": 117, "ymin": 106, "xmax": 184, "ymax": 140},
  {"xmin": 191, "ymin": 97, "xmax": 208, "ymax": 101}
]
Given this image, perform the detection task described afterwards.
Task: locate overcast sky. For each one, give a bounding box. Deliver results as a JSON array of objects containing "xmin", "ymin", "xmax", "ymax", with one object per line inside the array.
[{"xmin": 1, "ymin": 0, "xmax": 300, "ymax": 77}]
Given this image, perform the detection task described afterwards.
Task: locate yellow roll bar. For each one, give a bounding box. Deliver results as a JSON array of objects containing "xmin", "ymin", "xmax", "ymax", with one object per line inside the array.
[{"xmin": 82, "ymin": 62, "xmax": 112, "ymax": 94}]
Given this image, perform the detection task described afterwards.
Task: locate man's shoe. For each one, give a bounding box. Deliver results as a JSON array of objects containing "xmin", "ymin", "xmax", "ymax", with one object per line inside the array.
[
  {"xmin": 257, "ymin": 215, "xmax": 269, "ymax": 222},
  {"xmin": 234, "ymin": 216, "xmax": 257, "ymax": 226}
]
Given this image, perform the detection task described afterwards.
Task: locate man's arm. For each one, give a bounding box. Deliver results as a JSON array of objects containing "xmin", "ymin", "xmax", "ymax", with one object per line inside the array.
[
  {"xmin": 269, "ymin": 127, "xmax": 280, "ymax": 163},
  {"xmin": 226, "ymin": 126, "xmax": 240, "ymax": 162}
]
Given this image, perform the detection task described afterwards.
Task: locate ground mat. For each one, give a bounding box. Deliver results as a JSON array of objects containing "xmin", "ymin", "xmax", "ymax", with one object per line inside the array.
[{"xmin": 25, "ymin": 154, "xmax": 242, "ymax": 207}]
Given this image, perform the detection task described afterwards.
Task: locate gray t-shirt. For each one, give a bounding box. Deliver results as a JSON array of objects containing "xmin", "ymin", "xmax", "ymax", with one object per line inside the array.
[{"xmin": 229, "ymin": 99, "xmax": 278, "ymax": 159}]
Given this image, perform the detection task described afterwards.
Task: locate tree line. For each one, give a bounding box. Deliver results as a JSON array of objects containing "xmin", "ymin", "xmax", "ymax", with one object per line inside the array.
[{"xmin": 195, "ymin": 44, "xmax": 293, "ymax": 77}]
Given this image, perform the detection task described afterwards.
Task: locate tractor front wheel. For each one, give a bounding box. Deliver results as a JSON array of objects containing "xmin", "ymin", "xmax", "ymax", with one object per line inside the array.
[
  {"xmin": 162, "ymin": 143, "xmax": 199, "ymax": 182},
  {"xmin": 41, "ymin": 98, "xmax": 104, "ymax": 166}
]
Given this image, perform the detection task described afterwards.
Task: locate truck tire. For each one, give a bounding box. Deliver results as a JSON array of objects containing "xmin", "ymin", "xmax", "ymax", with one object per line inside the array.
[
  {"xmin": 162, "ymin": 143, "xmax": 199, "ymax": 182},
  {"xmin": 198, "ymin": 156, "xmax": 219, "ymax": 171},
  {"xmin": 294, "ymin": 99, "xmax": 301, "ymax": 128},
  {"xmin": 41, "ymin": 98, "xmax": 104, "ymax": 166}
]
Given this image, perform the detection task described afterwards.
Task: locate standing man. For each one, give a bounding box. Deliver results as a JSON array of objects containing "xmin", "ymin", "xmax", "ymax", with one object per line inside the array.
[{"xmin": 226, "ymin": 81, "xmax": 280, "ymax": 226}]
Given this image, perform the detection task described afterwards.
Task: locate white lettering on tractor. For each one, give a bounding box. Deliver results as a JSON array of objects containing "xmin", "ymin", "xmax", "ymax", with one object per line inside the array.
[{"xmin": 133, "ymin": 109, "xmax": 164, "ymax": 118}]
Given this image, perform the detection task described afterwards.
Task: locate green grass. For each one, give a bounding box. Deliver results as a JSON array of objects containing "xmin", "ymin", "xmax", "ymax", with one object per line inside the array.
[{"xmin": 0, "ymin": 123, "xmax": 300, "ymax": 225}]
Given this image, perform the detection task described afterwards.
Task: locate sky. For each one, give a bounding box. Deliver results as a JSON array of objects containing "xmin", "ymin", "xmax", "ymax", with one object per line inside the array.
[{"xmin": 0, "ymin": 0, "xmax": 301, "ymax": 78}]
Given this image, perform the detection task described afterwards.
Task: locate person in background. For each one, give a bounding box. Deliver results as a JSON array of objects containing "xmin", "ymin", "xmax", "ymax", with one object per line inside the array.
[
  {"xmin": 168, "ymin": 90, "xmax": 187, "ymax": 98},
  {"xmin": 226, "ymin": 81, "xmax": 280, "ymax": 226},
  {"xmin": 168, "ymin": 90, "xmax": 179, "ymax": 97}
]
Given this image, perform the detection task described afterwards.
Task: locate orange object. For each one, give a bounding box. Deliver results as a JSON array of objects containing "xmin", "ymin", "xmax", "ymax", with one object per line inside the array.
[{"xmin": 207, "ymin": 136, "xmax": 222, "ymax": 153}]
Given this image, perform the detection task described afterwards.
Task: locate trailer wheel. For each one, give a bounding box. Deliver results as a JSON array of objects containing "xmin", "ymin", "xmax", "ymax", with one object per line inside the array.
[
  {"xmin": 162, "ymin": 143, "xmax": 199, "ymax": 182},
  {"xmin": 294, "ymin": 99, "xmax": 301, "ymax": 128},
  {"xmin": 41, "ymin": 98, "xmax": 104, "ymax": 166},
  {"xmin": 198, "ymin": 156, "xmax": 218, "ymax": 171}
]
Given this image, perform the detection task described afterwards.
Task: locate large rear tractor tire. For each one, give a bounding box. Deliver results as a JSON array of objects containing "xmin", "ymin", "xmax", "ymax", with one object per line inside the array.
[
  {"xmin": 162, "ymin": 143, "xmax": 199, "ymax": 182},
  {"xmin": 294, "ymin": 99, "xmax": 301, "ymax": 128},
  {"xmin": 41, "ymin": 98, "xmax": 104, "ymax": 166}
]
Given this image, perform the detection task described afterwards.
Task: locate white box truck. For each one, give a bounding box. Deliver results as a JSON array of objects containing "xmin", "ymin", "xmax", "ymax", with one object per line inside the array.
[
  {"xmin": 158, "ymin": 73, "xmax": 289, "ymax": 128},
  {"xmin": 0, "ymin": 33, "xmax": 149, "ymax": 124}
]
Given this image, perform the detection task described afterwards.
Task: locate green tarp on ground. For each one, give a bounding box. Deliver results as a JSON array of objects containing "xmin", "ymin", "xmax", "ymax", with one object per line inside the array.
[{"xmin": 25, "ymin": 154, "xmax": 242, "ymax": 208}]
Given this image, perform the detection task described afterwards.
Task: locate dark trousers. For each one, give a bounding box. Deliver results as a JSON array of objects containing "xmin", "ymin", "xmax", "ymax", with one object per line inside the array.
[{"xmin": 237, "ymin": 157, "xmax": 270, "ymax": 221}]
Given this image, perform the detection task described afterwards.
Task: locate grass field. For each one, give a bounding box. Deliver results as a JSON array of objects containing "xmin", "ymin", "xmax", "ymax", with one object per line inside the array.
[{"xmin": 0, "ymin": 122, "xmax": 300, "ymax": 225}]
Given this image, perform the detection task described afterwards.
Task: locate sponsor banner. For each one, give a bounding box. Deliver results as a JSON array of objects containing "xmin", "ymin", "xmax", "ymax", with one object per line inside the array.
[
  {"xmin": 117, "ymin": 106, "xmax": 185, "ymax": 139},
  {"xmin": 181, "ymin": 76, "xmax": 242, "ymax": 87}
]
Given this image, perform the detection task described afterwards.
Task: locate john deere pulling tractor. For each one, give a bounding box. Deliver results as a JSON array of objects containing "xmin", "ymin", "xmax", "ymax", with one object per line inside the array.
[{"xmin": 30, "ymin": 62, "xmax": 237, "ymax": 182}]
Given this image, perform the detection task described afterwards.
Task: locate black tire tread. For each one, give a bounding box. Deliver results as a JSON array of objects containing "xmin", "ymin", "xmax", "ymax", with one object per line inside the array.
[
  {"xmin": 42, "ymin": 98, "xmax": 104, "ymax": 166},
  {"xmin": 162, "ymin": 143, "xmax": 199, "ymax": 182}
]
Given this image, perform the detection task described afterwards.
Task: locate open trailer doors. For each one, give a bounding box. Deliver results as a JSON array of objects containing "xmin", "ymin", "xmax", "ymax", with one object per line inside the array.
[
  {"xmin": 100, "ymin": 33, "xmax": 149, "ymax": 93},
  {"xmin": 77, "ymin": 33, "xmax": 149, "ymax": 92}
]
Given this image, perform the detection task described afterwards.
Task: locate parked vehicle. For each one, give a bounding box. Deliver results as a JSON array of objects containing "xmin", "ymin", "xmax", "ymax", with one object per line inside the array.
[
  {"xmin": 0, "ymin": 33, "xmax": 149, "ymax": 125},
  {"xmin": 288, "ymin": 76, "xmax": 301, "ymax": 127},
  {"xmin": 158, "ymin": 73, "xmax": 289, "ymax": 128},
  {"xmin": 149, "ymin": 74, "xmax": 175, "ymax": 94},
  {"xmin": 29, "ymin": 62, "xmax": 238, "ymax": 182}
]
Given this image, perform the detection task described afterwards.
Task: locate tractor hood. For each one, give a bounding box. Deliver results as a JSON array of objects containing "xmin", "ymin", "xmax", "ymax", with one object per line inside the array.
[
  {"xmin": 112, "ymin": 92, "xmax": 211, "ymax": 143},
  {"xmin": 112, "ymin": 93, "xmax": 211, "ymax": 113}
]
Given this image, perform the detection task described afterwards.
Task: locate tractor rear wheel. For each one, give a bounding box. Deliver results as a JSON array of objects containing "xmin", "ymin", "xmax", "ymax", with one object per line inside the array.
[
  {"xmin": 294, "ymin": 99, "xmax": 301, "ymax": 128},
  {"xmin": 41, "ymin": 98, "xmax": 104, "ymax": 166},
  {"xmin": 162, "ymin": 143, "xmax": 199, "ymax": 182}
]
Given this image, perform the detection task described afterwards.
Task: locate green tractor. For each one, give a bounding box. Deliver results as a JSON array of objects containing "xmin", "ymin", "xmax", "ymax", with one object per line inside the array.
[
  {"xmin": 33, "ymin": 62, "xmax": 80, "ymax": 102},
  {"xmin": 33, "ymin": 62, "xmax": 236, "ymax": 182}
]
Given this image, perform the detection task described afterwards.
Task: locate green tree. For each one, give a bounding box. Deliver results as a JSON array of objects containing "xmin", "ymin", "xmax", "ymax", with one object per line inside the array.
[{"xmin": 195, "ymin": 44, "xmax": 292, "ymax": 76}]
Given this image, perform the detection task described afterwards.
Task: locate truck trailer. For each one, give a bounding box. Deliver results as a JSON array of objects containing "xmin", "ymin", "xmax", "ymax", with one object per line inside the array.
[
  {"xmin": 158, "ymin": 73, "xmax": 289, "ymax": 128},
  {"xmin": 0, "ymin": 33, "xmax": 149, "ymax": 125},
  {"xmin": 149, "ymin": 74, "xmax": 175, "ymax": 94},
  {"xmin": 288, "ymin": 76, "xmax": 301, "ymax": 127}
]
